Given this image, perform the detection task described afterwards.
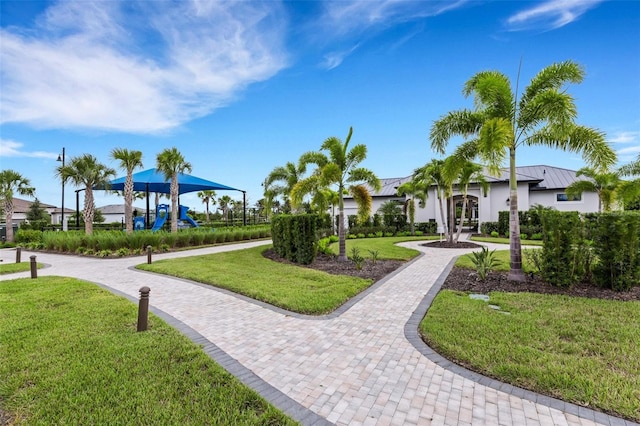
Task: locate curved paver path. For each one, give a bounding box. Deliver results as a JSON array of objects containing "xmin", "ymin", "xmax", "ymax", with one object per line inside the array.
[{"xmin": 1, "ymin": 241, "xmax": 636, "ymax": 426}]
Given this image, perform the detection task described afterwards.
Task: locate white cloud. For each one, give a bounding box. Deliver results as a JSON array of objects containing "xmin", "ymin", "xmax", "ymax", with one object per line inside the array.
[
  {"xmin": 320, "ymin": 0, "xmax": 469, "ymax": 37},
  {"xmin": 0, "ymin": 139, "xmax": 59, "ymax": 159},
  {"xmin": 608, "ymin": 131, "xmax": 640, "ymax": 144},
  {"xmin": 0, "ymin": 0, "xmax": 289, "ymax": 133},
  {"xmin": 322, "ymin": 44, "xmax": 361, "ymax": 70},
  {"xmin": 506, "ymin": 0, "xmax": 604, "ymax": 31}
]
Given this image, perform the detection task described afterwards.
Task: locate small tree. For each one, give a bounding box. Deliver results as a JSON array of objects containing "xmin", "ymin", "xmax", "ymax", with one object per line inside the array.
[{"xmin": 0, "ymin": 170, "xmax": 35, "ymax": 242}]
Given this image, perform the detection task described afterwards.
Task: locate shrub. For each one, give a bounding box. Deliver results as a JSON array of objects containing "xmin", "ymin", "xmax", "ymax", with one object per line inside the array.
[
  {"xmin": 490, "ymin": 231, "xmax": 499, "ymax": 238},
  {"xmin": 414, "ymin": 230, "xmax": 423, "ymax": 236},
  {"xmin": 498, "ymin": 211, "xmax": 509, "ymax": 236},
  {"xmin": 368, "ymin": 249, "xmax": 380, "ymax": 265},
  {"xmin": 15, "ymin": 229, "xmax": 43, "ymax": 244},
  {"xmin": 469, "ymin": 247, "xmax": 500, "ymax": 281},
  {"xmin": 348, "ymin": 234, "xmax": 357, "ymax": 239},
  {"xmin": 357, "ymin": 233, "xmax": 365, "ymax": 239},
  {"xmin": 540, "ymin": 211, "xmax": 583, "ymax": 287},
  {"xmin": 480, "ymin": 222, "xmax": 499, "ymax": 236},
  {"xmin": 350, "ymin": 247, "xmax": 365, "ymax": 271},
  {"xmin": 270, "ymin": 214, "xmax": 318, "ymax": 265},
  {"xmin": 530, "ymin": 233, "xmax": 543, "ymax": 240},
  {"xmin": 520, "ymin": 233, "xmax": 528, "ymax": 240},
  {"xmin": 317, "ymin": 237, "xmax": 332, "ymax": 255},
  {"xmin": 591, "ymin": 212, "xmax": 640, "ymax": 291}
]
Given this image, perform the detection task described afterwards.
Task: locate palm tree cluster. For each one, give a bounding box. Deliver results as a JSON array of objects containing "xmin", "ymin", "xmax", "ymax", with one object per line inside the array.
[
  {"xmin": 265, "ymin": 127, "xmax": 380, "ymax": 261},
  {"xmin": 430, "ymin": 60, "xmax": 616, "ymax": 281}
]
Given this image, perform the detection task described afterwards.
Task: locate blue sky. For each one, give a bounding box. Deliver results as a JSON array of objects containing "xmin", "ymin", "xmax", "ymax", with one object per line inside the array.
[{"xmin": 1, "ymin": 0, "xmax": 639, "ymax": 213}]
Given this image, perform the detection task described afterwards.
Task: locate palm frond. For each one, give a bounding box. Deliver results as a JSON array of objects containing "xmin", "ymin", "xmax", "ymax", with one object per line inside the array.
[{"xmin": 430, "ymin": 110, "xmax": 483, "ymax": 154}]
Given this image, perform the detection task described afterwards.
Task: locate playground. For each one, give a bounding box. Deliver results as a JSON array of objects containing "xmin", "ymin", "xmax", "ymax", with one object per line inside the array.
[{"xmin": 133, "ymin": 204, "xmax": 199, "ymax": 231}]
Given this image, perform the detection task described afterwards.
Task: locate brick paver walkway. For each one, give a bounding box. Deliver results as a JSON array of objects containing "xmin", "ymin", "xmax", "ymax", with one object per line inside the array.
[{"xmin": 1, "ymin": 241, "xmax": 636, "ymax": 426}]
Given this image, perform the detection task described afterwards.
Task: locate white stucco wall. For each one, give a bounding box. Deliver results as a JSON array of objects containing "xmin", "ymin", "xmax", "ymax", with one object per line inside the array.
[{"xmin": 529, "ymin": 190, "xmax": 600, "ymax": 213}]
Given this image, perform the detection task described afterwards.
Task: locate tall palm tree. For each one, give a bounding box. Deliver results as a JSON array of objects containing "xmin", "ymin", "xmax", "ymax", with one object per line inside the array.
[
  {"xmin": 218, "ymin": 195, "xmax": 232, "ymax": 225},
  {"xmin": 56, "ymin": 154, "xmax": 116, "ymax": 235},
  {"xmin": 292, "ymin": 127, "xmax": 380, "ymax": 261},
  {"xmin": 566, "ymin": 167, "xmax": 621, "ymax": 212},
  {"xmin": 431, "ymin": 60, "xmax": 616, "ymax": 281},
  {"xmin": 197, "ymin": 190, "xmax": 217, "ymax": 222},
  {"xmin": 111, "ymin": 148, "xmax": 143, "ymax": 234},
  {"xmin": 396, "ymin": 178, "xmax": 428, "ymax": 236},
  {"xmin": 156, "ymin": 147, "xmax": 192, "ymax": 233},
  {"xmin": 619, "ymin": 154, "xmax": 640, "ymax": 177},
  {"xmin": 264, "ymin": 161, "xmax": 307, "ymax": 213},
  {"xmin": 446, "ymin": 161, "xmax": 488, "ymax": 243},
  {"xmin": 0, "ymin": 170, "xmax": 35, "ymax": 242}
]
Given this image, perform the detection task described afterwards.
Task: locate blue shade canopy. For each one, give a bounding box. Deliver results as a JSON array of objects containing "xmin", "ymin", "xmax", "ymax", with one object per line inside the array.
[{"xmin": 102, "ymin": 168, "xmax": 239, "ymax": 194}]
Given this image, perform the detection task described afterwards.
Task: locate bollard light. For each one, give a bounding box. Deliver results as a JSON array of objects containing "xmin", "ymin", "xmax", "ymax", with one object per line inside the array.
[
  {"xmin": 30, "ymin": 255, "xmax": 37, "ymax": 279},
  {"xmin": 147, "ymin": 245, "xmax": 152, "ymax": 264},
  {"xmin": 16, "ymin": 246, "xmax": 22, "ymax": 263},
  {"xmin": 137, "ymin": 286, "xmax": 150, "ymax": 332}
]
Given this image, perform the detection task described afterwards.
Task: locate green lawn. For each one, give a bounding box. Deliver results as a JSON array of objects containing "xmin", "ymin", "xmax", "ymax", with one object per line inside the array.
[
  {"xmin": 420, "ymin": 290, "xmax": 640, "ymax": 422},
  {"xmin": 329, "ymin": 236, "xmax": 437, "ymax": 260},
  {"xmin": 0, "ymin": 262, "xmax": 43, "ymax": 275},
  {"xmin": 470, "ymin": 235, "xmax": 543, "ymax": 246},
  {"xmin": 138, "ymin": 245, "xmax": 375, "ymax": 314},
  {"xmin": 0, "ymin": 277, "xmax": 296, "ymax": 425}
]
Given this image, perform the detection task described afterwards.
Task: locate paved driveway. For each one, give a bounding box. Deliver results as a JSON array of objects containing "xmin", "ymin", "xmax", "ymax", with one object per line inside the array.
[{"xmin": 1, "ymin": 241, "xmax": 635, "ymax": 426}]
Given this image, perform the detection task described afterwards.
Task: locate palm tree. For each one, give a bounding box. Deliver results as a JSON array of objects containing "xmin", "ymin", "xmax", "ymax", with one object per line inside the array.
[
  {"xmin": 431, "ymin": 60, "xmax": 616, "ymax": 281},
  {"xmin": 56, "ymin": 154, "xmax": 116, "ymax": 235},
  {"xmin": 197, "ymin": 190, "xmax": 217, "ymax": 222},
  {"xmin": 111, "ymin": 148, "xmax": 143, "ymax": 234},
  {"xmin": 619, "ymin": 154, "xmax": 640, "ymax": 177},
  {"xmin": 396, "ymin": 178, "xmax": 428, "ymax": 236},
  {"xmin": 0, "ymin": 170, "xmax": 35, "ymax": 242},
  {"xmin": 292, "ymin": 127, "xmax": 380, "ymax": 261},
  {"xmin": 218, "ymin": 195, "xmax": 232, "ymax": 225},
  {"xmin": 446, "ymin": 161, "xmax": 488, "ymax": 242},
  {"xmin": 156, "ymin": 148, "xmax": 192, "ymax": 233},
  {"xmin": 264, "ymin": 161, "xmax": 308, "ymax": 213},
  {"xmin": 618, "ymin": 154, "xmax": 640, "ymax": 209},
  {"xmin": 566, "ymin": 167, "xmax": 621, "ymax": 212},
  {"xmin": 414, "ymin": 159, "xmax": 451, "ymax": 240}
]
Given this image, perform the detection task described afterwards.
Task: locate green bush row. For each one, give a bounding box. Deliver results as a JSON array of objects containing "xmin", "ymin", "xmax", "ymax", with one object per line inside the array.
[
  {"xmin": 271, "ymin": 214, "xmax": 318, "ymax": 265},
  {"xmin": 14, "ymin": 226, "xmax": 271, "ymax": 254},
  {"xmin": 540, "ymin": 211, "xmax": 639, "ymax": 290}
]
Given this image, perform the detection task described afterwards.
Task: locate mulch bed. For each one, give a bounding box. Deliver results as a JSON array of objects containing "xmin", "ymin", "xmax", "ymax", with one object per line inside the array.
[{"xmin": 264, "ymin": 246, "xmax": 639, "ymax": 302}]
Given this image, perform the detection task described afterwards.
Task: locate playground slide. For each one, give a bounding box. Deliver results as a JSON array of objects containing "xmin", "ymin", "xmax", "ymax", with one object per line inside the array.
[
  {"xmin": 179, "ymin": 205, "xmax": 199, "ymax": 228},
  {"xmin": 151, "ymin": 204, "xmax": 169, "ymax": 231}
]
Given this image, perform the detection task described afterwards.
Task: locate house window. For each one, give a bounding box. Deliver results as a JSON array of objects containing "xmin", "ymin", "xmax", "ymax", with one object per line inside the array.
[{"xmin": 556, "ymin": 193, "xmax": 581, "ymax": 202}]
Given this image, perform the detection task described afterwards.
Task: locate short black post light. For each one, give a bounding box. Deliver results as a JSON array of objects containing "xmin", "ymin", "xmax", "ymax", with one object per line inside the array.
[{"xmin": 57, "ymin": 147, "xmax": 66, "ymax": 231}]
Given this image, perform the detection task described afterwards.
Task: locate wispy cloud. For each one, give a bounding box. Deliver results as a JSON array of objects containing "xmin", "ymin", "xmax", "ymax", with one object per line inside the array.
[
  {"xmin": 608, "ymin": 131, "xmax": 640, "ymax": 162},
  {"xmin": 0, "ymin": 139, "xmax": 59, "ymax": 159},
  {"xmin": 322, "ymin": 44, "xmax": 361, "ymax": 70},
  {"xmin": 0, "ymin": 0, "xmax": 289, "ymax": 133},
  {"xmin": 310, "ymin": 0, "xmax": 469, "ymax": 68},
  {"xmin": 506, "ymin": 0, "xmax": 604, "ymax": 31},
  {"xmin": 320, "ymin": 0, "xmax": 468, "ymax": 37}
]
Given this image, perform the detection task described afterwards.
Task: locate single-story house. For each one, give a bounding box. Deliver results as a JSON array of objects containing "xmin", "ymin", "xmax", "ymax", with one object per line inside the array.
[
  {"xmin": 1, "ymin": 197, "xmax": 74, "ymax": 226},
  {"xmin": 97, "ymin": 204, "xmax": 148, "ymax": 224},
  {"xmin": 343, "ymin": 165, "xmax": 599, "ymax": 230}
]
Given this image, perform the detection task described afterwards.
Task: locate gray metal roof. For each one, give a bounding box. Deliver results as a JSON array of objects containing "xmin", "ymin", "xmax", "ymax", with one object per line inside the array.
[
  {"xmin": 97, "ymin": 204, "xmax": 147, "ymax": 214},
  {"xmin": 353, "ymin": 165, "xmax": 584, "ymax": 198}
]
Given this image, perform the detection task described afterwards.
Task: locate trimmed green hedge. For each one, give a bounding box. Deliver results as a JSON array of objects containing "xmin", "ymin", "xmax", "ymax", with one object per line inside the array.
[{"xmin": 271, "ymin": 214, "xmax": 318, "ymax": 265}]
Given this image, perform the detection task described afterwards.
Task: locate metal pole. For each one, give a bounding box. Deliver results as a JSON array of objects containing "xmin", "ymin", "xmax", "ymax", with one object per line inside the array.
[
  {"xmin": 137, "ymin": 286, "xmax": 150, "ymax": 332},
  {"xmin": 30, "ymin": 255, "xmax": 37, "ymax": 279},
  {"xmin": 242, "ymin": 190, "xmax": 246, "ymax": 226},
  {"xmin": 76, "ymin": 190, "xmax": 80, "ymax": 230}
]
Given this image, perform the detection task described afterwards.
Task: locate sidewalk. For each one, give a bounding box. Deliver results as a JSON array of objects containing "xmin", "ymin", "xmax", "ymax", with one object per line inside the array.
[{"xmin": 0, "ymin": 242, "xmax": 635, "ymax": 426}]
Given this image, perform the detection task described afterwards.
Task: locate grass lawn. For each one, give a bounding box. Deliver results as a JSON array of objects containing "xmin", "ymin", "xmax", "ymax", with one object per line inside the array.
[
  {"xmin": 0, "ymin": 277, "xmax": 295, "ymax": 425},
  {"xmin": 329, "ymin": 236, "xmax": 437, "ymax": 260},
  {"xmin": 138, "ymin": 245, "xmax": 375, "ymax": 315},
  {"xmin": 420, "ymin": 290, "xmax": 640, "ymax": 421},
  {"xmin": 455, "ymin": 249, "xmax": 538, "ymax": 273},
  {"xmin": 470, "ymin": 235, "xmax": 543, "ymax": 246},
  {"xmin": 0, "ymin": 262, "xmax": 44, "ymax": 275}
]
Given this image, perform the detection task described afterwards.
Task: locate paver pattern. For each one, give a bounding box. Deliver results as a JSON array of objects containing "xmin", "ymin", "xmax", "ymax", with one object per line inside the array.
[{"xmin": 1, "ymin": 241, "xmax": 636, "ymax": 426}]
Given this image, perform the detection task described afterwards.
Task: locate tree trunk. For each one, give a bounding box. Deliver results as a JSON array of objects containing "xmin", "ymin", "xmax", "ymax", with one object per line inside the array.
[
  {"xmin": 508, "ymin": 147, "xmax": 525, "ymax": 282},
  {"xmin": 437, "ymin": 188, "xmax": 448, "ymax": 237},
  {"xmin": 124, "ymin": 173, "xmax": 133, "ymax": 234},
  {"xmin": 4, "ymin": 199, "xmax": 14, "ymax": 242},
  {"xmin": 84, "ymin": 187, "xmax": 94, "ymax": 235},
  {"xmin": 455, "ymin": 195, "xmax": 468, "ymax": 243},
  {"xmin": 205, "ymin": 200, "xmax": 210, "ymax": 223},
  {"xmin": 448, "ymin": 194, "xmax": 455, "ymax": 243},
  {"xmin": 338, "ymin": 184, "xmax": 347, "ymax": 261},
  {"xmin": 170, "ymin": 175, "xmax": 178, "ymax": 233},
  {"xmin": 408, "ymin": 198, "xmax": 415, "ymax": 236}
]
